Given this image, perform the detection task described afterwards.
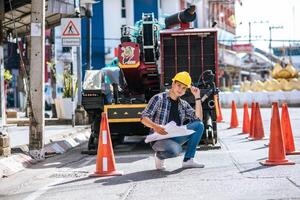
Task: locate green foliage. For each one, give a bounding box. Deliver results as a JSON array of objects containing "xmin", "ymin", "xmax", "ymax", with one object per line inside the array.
[
  {"xmin": 220, "ymin": 87, "xmax": 232, "ymax": 92},
  {"xmin": 4, "ymin": 69, "xmax": 12, "ymax": 81},
  {"xmin": 62, "ymin": 68, "xmax": 77, "ymax": 98},
  {"xmin": 47, "ymin": 61, "xmax": 56, "ymax": 81}
]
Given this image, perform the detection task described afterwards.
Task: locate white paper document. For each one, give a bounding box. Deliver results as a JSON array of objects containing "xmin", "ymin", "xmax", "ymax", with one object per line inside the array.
[{"xmin": 145, "ymin": 121, "xmax": 194, "ymax": 143}]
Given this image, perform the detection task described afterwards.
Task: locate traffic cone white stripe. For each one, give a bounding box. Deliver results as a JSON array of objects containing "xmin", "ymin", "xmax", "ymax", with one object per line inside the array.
[
  {"xmin": 102, "ymin": 130, "xmax": 107, "ymax": 144},
  {"xmin": 103, "ymin": 157, "xmax": 108, "ymax": 171}
]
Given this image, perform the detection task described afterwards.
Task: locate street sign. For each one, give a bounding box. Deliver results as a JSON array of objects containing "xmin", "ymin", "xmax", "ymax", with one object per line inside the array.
[
  {"xmin": 232, "ymin": 44, "xmax": 253, "ymax": 53},
  {"xmin": 61, "ymin": 18, "xmax": 81, "ymax": 47}
]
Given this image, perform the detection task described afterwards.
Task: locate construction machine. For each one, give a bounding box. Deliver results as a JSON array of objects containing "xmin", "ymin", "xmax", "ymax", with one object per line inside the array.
[{"xmin": 82, "ymin": 5, "xmax": 219, "ymax": 153}]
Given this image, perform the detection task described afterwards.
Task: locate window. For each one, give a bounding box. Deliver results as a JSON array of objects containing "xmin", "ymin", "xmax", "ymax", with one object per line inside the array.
[{"xmin": 121, "ymin": 0, "xmax": 126, "ymax": 18}]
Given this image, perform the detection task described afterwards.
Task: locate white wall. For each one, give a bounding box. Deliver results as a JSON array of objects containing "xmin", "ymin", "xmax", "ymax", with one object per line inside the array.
[
  {"xmin": 159, "ymin": 0, "xmax": 207, "ymax": 28},
  {"xmin": 197, "ymin": 0, "xmax": 209, "ymax": 28},
  {"xmin": 103, "ymin": 0, "xmax": 123, "ymax": 62},
  {"xmin": 160, "ymin": 0, "xmax": 180, "ymax": 17},
  {"xmin": 126, "ymin": 0, "xmax": 134, "ymax": 26},
  {"xmin": 291, "ymin": 55, "xmax": 300, "ymax": 70}
]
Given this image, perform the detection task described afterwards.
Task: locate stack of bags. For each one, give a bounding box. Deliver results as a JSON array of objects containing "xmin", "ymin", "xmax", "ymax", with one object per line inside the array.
[{"xmin": 240, "ymin": 63, "xmax": 300, "ymax": 92}]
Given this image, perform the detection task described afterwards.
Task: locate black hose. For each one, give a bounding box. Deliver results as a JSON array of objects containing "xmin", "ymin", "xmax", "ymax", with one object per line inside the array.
[{"xmin": 165, "ymin": 5, "xmax": 196, "ymax": 29}]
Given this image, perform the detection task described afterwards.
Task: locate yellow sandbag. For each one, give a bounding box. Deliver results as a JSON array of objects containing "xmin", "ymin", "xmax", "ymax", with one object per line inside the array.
[
  {"xmin": 289, "ymin": 78, "xmax": 300, "ymax": 90},
  {"xmin": 270, "ymin": 79, "xmax": 281, "ymax": 91},
  {"xmin": 240, "ymin": 82, "xmax": 245, "ymax": 92},
  {"xmin": 250, "ymin": 81, "xmax": 257, "ymax": 92},
  {"xmin": 264, "ymin": 79, "xmax": 273, "ymax": 91},
  {"xmin": 277, "ymin": 69, "xmax": 292, "ymax": 79},
  {"xmin": 243, "ymin": 81, "xmax": 251, "ymax": 92},
  {"xmin": 256, "ymin": 80, "xmax": 265, "ymax": 91},
  {"xmin": 278, "ymin": 79, "xmax": 293, "ymax": 91},
  {"xmin": 272, "ymin": 63, "xmax": 282, "ymax": 78},
  {"xmin": 286, "ymin": 64, "xmax": 298, "ymax": 78},
  {"xmin": 250, "ymin": 80, "xmax": 265, "ymax": 92}
]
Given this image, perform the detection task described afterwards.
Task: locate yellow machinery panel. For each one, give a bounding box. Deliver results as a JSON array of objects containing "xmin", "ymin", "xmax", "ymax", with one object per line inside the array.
[{"xmin": 104, "ymin": 104, "xmax": 147, "ymax": 123}]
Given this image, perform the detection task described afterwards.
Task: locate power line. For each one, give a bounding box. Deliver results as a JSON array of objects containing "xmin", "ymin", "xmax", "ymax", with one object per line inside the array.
[{"xmin": 219, "ymin": 39, "xmax": 300, "ymax": 43}]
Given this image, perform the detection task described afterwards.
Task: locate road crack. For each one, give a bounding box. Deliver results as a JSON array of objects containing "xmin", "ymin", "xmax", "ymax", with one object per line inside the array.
[{"xmin": 121, "ymin": 183, "xmax": 137, "ymax": 200}]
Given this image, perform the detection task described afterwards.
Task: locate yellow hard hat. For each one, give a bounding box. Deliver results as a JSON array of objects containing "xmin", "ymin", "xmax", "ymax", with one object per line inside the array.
[{"xmin": 172, "ymin": 71, "xmax": 192, "ymax": 88}]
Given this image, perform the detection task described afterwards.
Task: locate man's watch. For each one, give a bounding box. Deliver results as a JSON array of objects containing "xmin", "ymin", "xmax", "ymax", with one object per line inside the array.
[{"xmin": 195, "ymin": 97, "xmax": 201, "ymax": 101}]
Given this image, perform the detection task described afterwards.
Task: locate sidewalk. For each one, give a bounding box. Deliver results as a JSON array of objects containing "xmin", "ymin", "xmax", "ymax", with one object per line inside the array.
[{"xmin": 0, "ymin": 120, "xmax": 91, "ymax": 178}]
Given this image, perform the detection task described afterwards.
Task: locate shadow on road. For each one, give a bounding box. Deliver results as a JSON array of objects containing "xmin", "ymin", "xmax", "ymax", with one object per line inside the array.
[
  {"xmin": 256, "ymin": 157, "xmax": 268, "ymax": 161},
  {"xmin": 94, "ymin": 168, "xmax": 187, "ymax": 186},
  {"xmin": 251, "ymin": 146, "xmax": 268, "ymax": 151},
  {"xmin": 115, "ymin": 156, "xmax": 149, "ymax": 163},
  {"xmin": 239, "ymin": 165, "xmax": 272, "ymax": 174},
  {"xmin": 54, "ymin": 168, "xmax": 187, "ymax": 187}
]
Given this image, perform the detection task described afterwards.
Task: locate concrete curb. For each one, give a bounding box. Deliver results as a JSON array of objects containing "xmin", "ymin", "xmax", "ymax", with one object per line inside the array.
[
  {"xmin": 6, "ymin": 118, "xmax": 75, "ymax": 126},
  {"xmin": 0, "ymin": 153, "xmax": 35, "ymax": 178},
  {"xmin": 0, "ymin": 127, "xmax": 91, "ymax": 178}
]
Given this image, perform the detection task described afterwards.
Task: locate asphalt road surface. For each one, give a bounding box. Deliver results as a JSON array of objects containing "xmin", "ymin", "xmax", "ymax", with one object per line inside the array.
[{"xmin": 0, "ymin": 107, "xmax": 300, "ymax": 200}]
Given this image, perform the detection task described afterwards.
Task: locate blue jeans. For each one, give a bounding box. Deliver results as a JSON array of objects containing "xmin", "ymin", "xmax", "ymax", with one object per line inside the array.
[{"xmin": 152, "ymin": 120, "xmax": 204, "ymax": 160}]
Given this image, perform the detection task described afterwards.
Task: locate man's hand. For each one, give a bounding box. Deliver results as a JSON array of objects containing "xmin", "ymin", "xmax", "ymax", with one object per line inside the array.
[
  {"xmin": 153, "ymin": 124, "xmax": 168, "ymax": 135},
  {"xmin": 190, "ymin": 86, "xmax": 200, "ymax": 98},
  {"xmin": 141, "ymin": 117, "xmax": 168, "ymax": 135},
  {"xmin": 190, "ymin": 86, "xmax": 203, "ymax": 120}
]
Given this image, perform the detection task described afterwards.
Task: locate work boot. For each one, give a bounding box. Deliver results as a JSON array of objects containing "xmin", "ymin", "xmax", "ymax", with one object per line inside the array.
[
  {"xmin": 154, "ymin": 153, "xmax": 166, "ymax": 170},
  {"xmin": 182, "ymin": 158, "xmax": 205, "ymax": 168}
]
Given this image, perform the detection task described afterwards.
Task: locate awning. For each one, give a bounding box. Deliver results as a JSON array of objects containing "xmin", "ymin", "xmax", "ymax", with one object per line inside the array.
[
  {"xmin": 2, "ymin": 0, "xmax": 77, "ymax": 36},
  {"xmin": 219, "ymin": 48, "xmax": 241, "ymax": 67},
  {"xmin": 240, "ymin": 51, "xmax": 274, "ymax": 69}
]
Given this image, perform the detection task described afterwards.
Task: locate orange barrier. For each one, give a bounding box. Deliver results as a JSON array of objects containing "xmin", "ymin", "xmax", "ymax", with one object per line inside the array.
[
  {"xmin": 214, "ymin": 95, "xmax": 224, "ymax": 123},
  {"xmin": 260, "ymin": 102, "xmax": 295, "ymax": 166},
  {"xmin": 90, "ymin": 112, "xmax": 123, "ymax": 177},
  {"xmin": 242, "ymin": 103, "xmax": 250, "ymax": 134},
  {"xmin": 249, "ymin": 102, "xmax": 256, "ymax": 139},
  {"xmin": 281, "ymin": 103, "xmax": 300, "ymax": 155},
  {"xmin": 252, "ymin": 103, "xmax": 265, "ymax": 140},
  {"xmin": 229, "ymin": 101, "xmax": 238, "ymax": 128}
]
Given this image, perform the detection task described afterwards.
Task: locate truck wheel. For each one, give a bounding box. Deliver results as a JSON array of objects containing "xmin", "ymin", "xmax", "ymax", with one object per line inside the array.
[
  {"xmin": 111, "ymin": 134, "xmax": 125, "ymax": 146},
  {"xmin": 88, "ymin": 134, "xmax": 97, "ymax": 150}
]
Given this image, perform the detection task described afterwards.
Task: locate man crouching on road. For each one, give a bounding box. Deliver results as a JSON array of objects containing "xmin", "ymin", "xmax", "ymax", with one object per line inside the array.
[{"xmin": 141, "ymin": 71, "xmax": 204, "ymax": 170}]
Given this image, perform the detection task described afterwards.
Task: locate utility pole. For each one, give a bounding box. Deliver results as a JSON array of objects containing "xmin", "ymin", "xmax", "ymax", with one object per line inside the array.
[
  {"xmin": 76, "ymin": 46, "xmax": 82, "ymax": 106},
  {"xmin": 29, "ymin": 0, "xmax": 45, "ymax": 160},
  {"xmin": 0, "ymin": 0, "xmax": 5, "ymax": 131},
  {"xmin": 247, "ymin": 21, "xmax": 269, "ymax": 44},
  {"xmin": 268, "ymin": 25, "xmax": 283, "ymax": 62},
  {"xmin": 75, "ymin": 1, "xmax": 97, "ymax": 125},
  {"xmin": 86, "ymin": 3, "xmax": 92, "ymax": 70},
  {"xmin": 269, "ymin": 26, "xmax": 272, "ymax": 55},
  {"xmin": 75, "ymin": 3, "xmax": 83, "ymax": 122},
  {"xmin": 248, "ymin": 21, "xmax": 251, "ymax": 43},
  {"xmin": 82, "ymin": 0, "xmax": 97, "ymax": 70},
  {"xmin": 0, "ymin": 1, "xmax": 10, "ymax": 157}
]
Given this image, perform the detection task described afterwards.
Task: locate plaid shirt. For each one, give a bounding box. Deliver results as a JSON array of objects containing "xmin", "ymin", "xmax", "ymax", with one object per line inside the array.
[{"xmin": 141, "ymin": 92, "xmax": 199, "ymax": 132}]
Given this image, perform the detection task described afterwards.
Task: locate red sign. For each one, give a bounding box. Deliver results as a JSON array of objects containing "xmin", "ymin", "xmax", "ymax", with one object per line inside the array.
[
  {"xmin": 232, "ymin": 44, "xmax": 253, "ymax": 53},
  {"xmin": 118, "ymin": 42, "xmax": 140, "ymax": 68},
  {"xmin": 62, "ymin": 20, "xmax": 80, "ymax": 36}
]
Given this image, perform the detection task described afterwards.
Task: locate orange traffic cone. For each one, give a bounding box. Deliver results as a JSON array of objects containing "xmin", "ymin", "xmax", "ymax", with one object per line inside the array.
[
  {"xmin": 252, "ymin": 103, "xmax": 265, "ymax": 140},
  {"xmin": 248, "ymin": 102, "xmax": 256, "ymax": 139},
  {"xmin": 260, "ymin": 102, "xmax": 295, "ymax": 166},
  {"xmin": 214, "ymin": 95, "xmax": 224, "ymax": 123},
  {"xmin": 281, "ymin": 103, "xmax": 300, "ymax": 155},
  {"xmin": 90, "ymin": 112, "xmax": 123, "ymax": 177},
  {"xmin": 242, "ymin": 103, "xmax": 250, "ymax": 134},
  {"xmin": 229, "ymin": 101, "xmax": 238, "ymax": 128}
]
